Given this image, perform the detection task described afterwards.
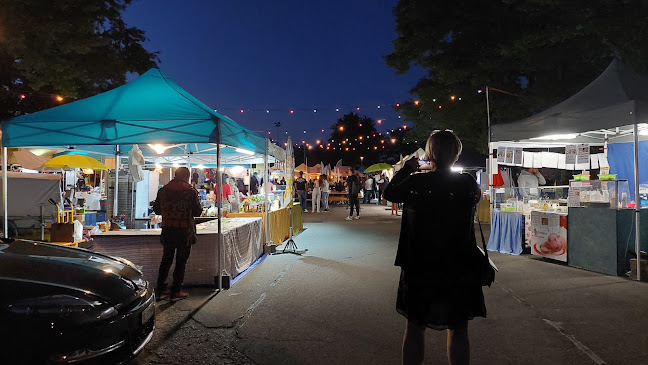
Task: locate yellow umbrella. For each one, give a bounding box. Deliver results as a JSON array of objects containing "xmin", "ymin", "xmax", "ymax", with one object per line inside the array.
[{"xmin": 43, "ymin": 154, "xmax": 108, "ymax": 170}]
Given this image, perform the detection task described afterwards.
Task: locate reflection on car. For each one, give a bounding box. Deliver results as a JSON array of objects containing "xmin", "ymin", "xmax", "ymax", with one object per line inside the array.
[{"xmin": 0, "ymin": 239, "xmax": 155, "ymax": 364}]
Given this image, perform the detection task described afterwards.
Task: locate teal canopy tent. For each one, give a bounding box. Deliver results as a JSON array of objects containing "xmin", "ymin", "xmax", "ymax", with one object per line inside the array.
[
  {"xmin": 0, "ymin": 69, "xmax": 273, "ymax": 290},
  {"xmin": 1, "ymin": 68, "xmax": 266, "ymax": 154}
]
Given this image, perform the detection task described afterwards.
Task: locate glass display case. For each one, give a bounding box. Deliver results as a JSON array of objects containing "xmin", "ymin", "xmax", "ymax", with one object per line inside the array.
[
  {"xmin": 568, "ymin": 179, "xmax": 631, "ymax": 209},
  {"xmin": 492, "ymin": 186, "xmax": 569, "ymax": 213}
]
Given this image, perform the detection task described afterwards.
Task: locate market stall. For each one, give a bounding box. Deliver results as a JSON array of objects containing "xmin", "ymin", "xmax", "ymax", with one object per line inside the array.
[
  {"xmin": 1, "ymin": 68, "xmax": 277, "ymax": 287},
  {"xmin": 489, "ymin": 59, "xmax": 648, "ymax": 278},
  {"xmin": 91, "ymin": 217, "xmax": 262, "ymax": 286}
]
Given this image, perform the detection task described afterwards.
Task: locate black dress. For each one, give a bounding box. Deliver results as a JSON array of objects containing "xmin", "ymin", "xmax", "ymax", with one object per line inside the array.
[{"xmin": 383, "ymin": 165, "xmax": 486, "ymax": 330}]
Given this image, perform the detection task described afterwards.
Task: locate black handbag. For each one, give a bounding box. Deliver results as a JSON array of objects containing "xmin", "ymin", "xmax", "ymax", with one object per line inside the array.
[{"xmin": 477, "ymin": 221, "xmax": 497, "ymax": 287}]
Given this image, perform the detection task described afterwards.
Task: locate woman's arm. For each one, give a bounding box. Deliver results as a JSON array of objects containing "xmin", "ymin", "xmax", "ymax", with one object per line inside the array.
[{"xmin": 383, "ymin": 164, "xmax": 416, "ymax": 203}]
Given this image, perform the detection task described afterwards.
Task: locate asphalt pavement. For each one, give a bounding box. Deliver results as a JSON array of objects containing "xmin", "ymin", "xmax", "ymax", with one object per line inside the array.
[{"xmin": 133, "ymin": 202, "xmax": 648, "ymax": 365}]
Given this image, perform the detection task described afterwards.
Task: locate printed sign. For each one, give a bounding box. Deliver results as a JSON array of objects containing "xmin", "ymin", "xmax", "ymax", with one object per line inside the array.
[
  {"xmin": 497, "ymin": 148, "xmax": 505, "ymax": 163},
  {"xmin": 577, "ymin": 144, "xmax": 590, "ymax": 165},
  {"xmin": 505, "ymin": 147, "xmax": 514, "ymax": 164},
  {"xmin": 565, "ymin": 145, "xmax": 577, "ymax": 164},
  {"xmin": 514, "ymin": 148, "xmax": 523, "ymax": 165},
  {"xmin": 530, "ymin": 211, "xmax": 568, "ymax": 262}
]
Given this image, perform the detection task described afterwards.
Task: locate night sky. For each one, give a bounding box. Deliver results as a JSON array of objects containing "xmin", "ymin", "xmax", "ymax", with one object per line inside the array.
[{"xmin": 123, "ymin": 0, "xmax": 422, "ymax": 147}]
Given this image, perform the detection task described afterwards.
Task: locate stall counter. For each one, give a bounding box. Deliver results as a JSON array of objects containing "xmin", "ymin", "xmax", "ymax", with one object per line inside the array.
[{"xmin": 91, "ymin": 217, "xmax": 263, "ymax": 286}]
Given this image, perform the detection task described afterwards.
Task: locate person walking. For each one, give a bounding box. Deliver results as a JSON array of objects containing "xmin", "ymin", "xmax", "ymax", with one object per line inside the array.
[
  {"xmin": 346, "ymin": 168, "xmax": 361, "ymax": 220},
  {"xmin": 374, "ymin": 174, "xmax": 382, "ymax": 204},
  {"xmin": 363, "ymin": 174, "xmax": 374, "ymax": 203},
  {"xmin": 321, "ymin": 174, "xmax": 330, "ymax": 212},
  {"xmin": 250, "ymin": 172, "xmax": 259, "ymax": 195},
  {"xmin": 312, "ymin": 175, "xmax": 322, "ymax": 212},
  {"xmin": 153, "ymin": 167, "xmax": 202, "ymax": 301},
  {"xmin": 295, "ymin": 171, "xmax": 308, "ymax": 212},
  {"xmin": 383, "ymin": 130, "xmax": 485, "ymax": 365}
]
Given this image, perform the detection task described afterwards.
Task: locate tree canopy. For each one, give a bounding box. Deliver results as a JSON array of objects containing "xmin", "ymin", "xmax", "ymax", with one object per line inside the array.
[
  {"xmin": 387, "ymin": 0, "xmax": 648, "ymax": 152},
  {"xmin": 0, "ymin": 0, "xmax": 158, "ymax": 121}
]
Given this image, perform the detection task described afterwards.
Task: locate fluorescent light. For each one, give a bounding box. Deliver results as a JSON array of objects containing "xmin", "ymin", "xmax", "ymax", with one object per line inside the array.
[
  {"xmin": 155, "ymin": 163, "xmax": 163, "ymax": 169},
  {"xmin": 172, "ymin": 163, "xmax": 180, "ymax": 168},
  {"xmin": 235, "ymin": 148, "xmax": 254, "ymax": 155},
  {"xmin": 147, "ymin": 144, "xmax": 167, "ymax": 154},
  {"xmin": 195, "ymin": 165, "xmax": 205, "ymax": 169},
  {"xmin": 639, "ymin": 130, "xmax": 648, "ymax": 136},
  {"xmin": 451, "ymin": 166, "xmax": 463, "ymax": 173},
  {"xmin": 529, "ymin": 134, "xmax": 578, "ymax": 140}
]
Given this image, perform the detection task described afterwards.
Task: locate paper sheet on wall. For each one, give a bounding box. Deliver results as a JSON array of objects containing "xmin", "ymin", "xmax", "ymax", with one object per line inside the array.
[
  {"xmin": 505, "ymin": 147, "xmax": 514, "ymax": 164},
  {"xmin": 558, "ymin": 154, "xmax": 566, "ymax": 169},
  {"xmin": 533, "ymin": 153, "xmax": 543, "ymax": 168},
  {"xmin": 598, "ymin": 154, "xmax": 609, "ymax": 168},
  {"xmin": 565, "ymin": 145, "xmax": 577, "ymax": 164},
  {"xmin": 565, "ymin": 163, "xmax": 575, "ymax": 171},
  {"xmin": 590, "ymin": 154, "xmax": 599, "ymax": 169},
  {"xmin": 497, "ymin": 148, "xmax": 505, "ymax": 163},
  {"xmin": 575, "ymin": 162, "xmax": 590, "ymax": 171},
  {"xmin": 523, "ymin": 152, "xmax": 534, "ymax": 168},
  {"xmin": 577, "ymin": 144, "xmax": 590, "ymax": 164},
  {"xmin": 542, "ymin": 152, "xmax": 559, "ymax": 168},
  {"xmin": 513, "ymin": 148, "xmax": 523, "ymax": 165}
]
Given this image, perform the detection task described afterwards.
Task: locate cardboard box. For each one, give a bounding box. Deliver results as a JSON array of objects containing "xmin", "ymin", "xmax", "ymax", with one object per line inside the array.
[{"xmin": 50, "ymin": 223, "xmax": 74, "ymax": 242}]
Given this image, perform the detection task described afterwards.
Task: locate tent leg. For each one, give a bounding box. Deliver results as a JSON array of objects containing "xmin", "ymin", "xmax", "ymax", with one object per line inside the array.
[
  {"xmin": 216, "ymin": 124, "xmax": 223, "ymax": 291},
  {"xmin": 633, "ymin": 123, "xmax": 641, "ymax": 281},
  {"xmin": 264, "ymin": 138, "xmax": 270, "ymax": 244},
  {"xmin": 113, "ymin": 145, "xmax": 120, "ymax": 219},
  {"xmin": 2, "ymin": 145, "xmax": 8, "ymax": 238}
]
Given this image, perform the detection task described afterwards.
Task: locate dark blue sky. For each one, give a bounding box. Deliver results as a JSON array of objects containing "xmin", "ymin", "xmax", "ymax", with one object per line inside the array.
[{"xmin": 123, "ymin": 0, "xmax": 423, "ymax": 146}]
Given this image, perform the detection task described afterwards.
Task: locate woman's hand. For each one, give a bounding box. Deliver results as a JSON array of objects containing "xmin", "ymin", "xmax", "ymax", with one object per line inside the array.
[{"xmin": 404, "ymin": 156, "xmax": 419, "ymax": 171}]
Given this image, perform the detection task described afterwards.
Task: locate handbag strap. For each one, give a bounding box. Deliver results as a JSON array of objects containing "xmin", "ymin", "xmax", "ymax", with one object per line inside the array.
[{"xmin": 477, "ymin": 220, "xmax": 489, "ymax": 259}]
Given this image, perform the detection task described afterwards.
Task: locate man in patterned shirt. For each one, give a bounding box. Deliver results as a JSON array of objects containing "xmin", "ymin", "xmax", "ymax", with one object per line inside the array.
[{"xmin": 153, "ymin": 167, "xmax": 202, "ymax": 300}]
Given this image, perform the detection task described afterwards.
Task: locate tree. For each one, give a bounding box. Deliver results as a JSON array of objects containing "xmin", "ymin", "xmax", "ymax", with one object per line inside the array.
[
  {"xmin": 0, "ymin": 0, "xmax": 158, "ymax": 120},
  {"xmin": 386, "ymin": 0, "xmax": 648, "ymax": 153},
  {"xmin": 328, "ymin": 113, "xmax": 381, "ymax": 168}
]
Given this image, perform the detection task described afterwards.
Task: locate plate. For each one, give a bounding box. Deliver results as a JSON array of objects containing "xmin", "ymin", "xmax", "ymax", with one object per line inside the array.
[{"xmin": 141, "ymin": 301, "xmax": 154, "ymax": 325}]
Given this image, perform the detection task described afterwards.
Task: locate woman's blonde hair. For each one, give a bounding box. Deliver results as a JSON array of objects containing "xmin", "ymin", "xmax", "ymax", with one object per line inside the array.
[{"xmin": 425, "ymin": 130, "xmax": 462, "ymax": 170}]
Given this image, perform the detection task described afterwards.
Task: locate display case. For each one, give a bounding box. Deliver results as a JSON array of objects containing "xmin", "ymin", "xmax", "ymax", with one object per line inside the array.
[
  {"xmin": 568, "ymin": 179, "xmax": 630, "ymax": 209},
  {"xmin": 492, "ymin": 186, "xmax": 569, "ymax": 213}
]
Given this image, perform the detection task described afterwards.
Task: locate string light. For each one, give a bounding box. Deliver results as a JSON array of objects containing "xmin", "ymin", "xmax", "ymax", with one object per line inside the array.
[
  {"xmin": 414, "ymin": 100, "xmax": 420, "ymax": 106},
  {"xmin": 56, "ymin": 95, "xmax": 64, "ymax": 102},
  {"xmin": 290, "ymin": 110, "xmax": 295, "ymax": 114},
  {"xmin": 339, "ymin": 126, "xmax": 344, "ymax": 131}
]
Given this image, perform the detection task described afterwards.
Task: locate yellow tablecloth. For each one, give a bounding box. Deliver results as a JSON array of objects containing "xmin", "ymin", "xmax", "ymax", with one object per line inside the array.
[
  {"xmin": 227, "ymin": 203, "xmax": 303, "ymax": 245},
  {"xmin": 477, "ymin": 197, "xmax": 491, "ymax": 223}
]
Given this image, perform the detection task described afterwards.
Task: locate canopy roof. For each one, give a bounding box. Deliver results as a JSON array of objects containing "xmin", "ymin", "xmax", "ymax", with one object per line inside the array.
[
  {"xmin": 492, "ymin": 59, "xmax": 648, "ymax": 143},
  {"xmin": 2, "ymin": 69, "xmax": 266, "ymax": 153}
]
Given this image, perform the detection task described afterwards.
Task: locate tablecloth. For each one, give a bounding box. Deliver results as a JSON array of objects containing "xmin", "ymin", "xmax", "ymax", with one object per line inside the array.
[
  {"xmin": 91, "ymin": 217, "xmax": 263, "ymax": 286},
  {"xmin": 487, "ymin": 209, "xmax": 524, "ymax": 255}
]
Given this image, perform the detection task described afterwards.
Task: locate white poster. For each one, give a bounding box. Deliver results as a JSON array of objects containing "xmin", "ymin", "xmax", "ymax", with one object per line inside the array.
[
  {"xmin": 531, "ymin": 211, "xmax": 568, "ymax": 262},
  {"xmin": 558, "ymin": 154, "xmax": 566, "ymax": 170},
  {"xmin": 565, "ymin": 145, "xmax": 577, "ymax": 164},
  {"xmin": 523, "ymin": 152, "xmax": 534, "ymax": 168},
  {"xmin": 590, "ymin": 154, "xmax": 599, "ymax": 169},
  {"xmin": 577, "ymin": 144, "xmax": 590, "ymax": 164},
  {"xmin": 533, "ymin": 153, "xmax": 543, "ymax": 168},
  {"xmin": 505, "ymin": 147, "xmax": 514, "ymax": 164},
  {"xmin": 514, "ymin": 148, "xmax": 523, "ymax": 166},
  {"xmin": 598, "ymin": 154, "xmax": 609, "ymax": 168},
  {"xmin": 497, "ymin": 148, "xmax": 505, "ymax": 163},
  {"xmin": 542, "ymin": 152, "xmax": 559, "ymax": 169}
]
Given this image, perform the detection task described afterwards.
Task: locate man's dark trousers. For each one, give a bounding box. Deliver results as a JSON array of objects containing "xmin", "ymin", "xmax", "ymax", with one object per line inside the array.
[
  {"xmin": 157, "ymin": 230, "xmax": 192, "ymax": 292},
  {"xmin": 348, "ymin": 193, "xmax": 360, "ymax": 217}
]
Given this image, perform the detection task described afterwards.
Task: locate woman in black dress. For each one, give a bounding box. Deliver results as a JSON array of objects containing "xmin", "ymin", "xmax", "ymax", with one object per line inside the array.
[{"xmin": 383, "ymin": 130, "xmax": 485, "ymax": 365}]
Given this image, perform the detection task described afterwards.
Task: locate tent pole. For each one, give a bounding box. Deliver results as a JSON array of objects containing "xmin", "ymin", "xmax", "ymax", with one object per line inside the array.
[
  {"xmin": 633, "ymin": 120, "xmax": 641, "ymax": 281},
  {"xmin": 114, "ymin": 145, "xmax": 120, "ymax": 219},
  {"xmin": 486, "ymin": 86, "xmax": 493, "ymax": 228},
  {"xmin": 216, "ymin": 122, "xmax": 223, "ymax": 291},
  {"xmin": 2, "ymin": 145, "xmax": 7, "ymax": 238},
  {"xmin": 264, "ymin": 138, "xmax": 270, "ymax": 245}
]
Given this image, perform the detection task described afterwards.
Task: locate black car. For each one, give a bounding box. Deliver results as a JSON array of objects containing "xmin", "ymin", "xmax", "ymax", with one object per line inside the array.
[{"xmin": 0, "ymin": 239, "xmax": 155, "ymax": 364}]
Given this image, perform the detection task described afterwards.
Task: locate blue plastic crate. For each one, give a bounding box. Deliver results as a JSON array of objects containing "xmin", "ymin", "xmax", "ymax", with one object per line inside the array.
[
  {"xmin": 96, "ymin": 211, "xmax": 107, "ymax": 223},
  {"xmin": 84, "ymin": 213, "xmax": 97, "ymax": 226}
]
